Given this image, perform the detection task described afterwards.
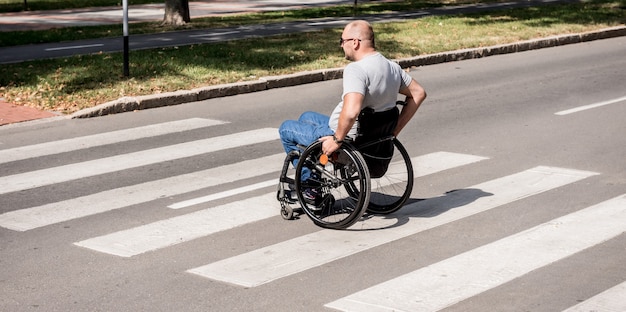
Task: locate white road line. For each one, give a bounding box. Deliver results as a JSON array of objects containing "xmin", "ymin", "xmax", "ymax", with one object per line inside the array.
[
  {"xmin": 307, "ymin": 21, "xmax": 349, "ymax": 26},
  {"xmin": 326, "ymin": 194, "xmax": 625, "ymax": 312},
  {"xmin": 412, "ymin": 151, "xmax": 487, "ymax": 177},
  {"xmin": 562, "ymin": 281, "xmax": 626, "ymax": 312},
  {"xmin": 74, "ymin": 152, "xmax": 486, "ymax": 257},
  {"xmin": 45, "ymin": 44, "xmax": 104, "ymax": 51},
  {"xmin": 555, "ymin": 95, "xmax": 626, "ymax": 115},
  {"xmin": 0, "ymin": 118, "xmax": 227, "ymax": 164},
  {"xmin": 0, "ymin": 154, "xmax": 284, "ymax": 232},
  {"xmin": 0, "ymin": 128, "xmax": 278, "ymax": 196},
  {"xmin": 74, "ymin": 192, "xmax": 278, "ymax": 257},
  {"xmin": 168, "ymin": 151, "xmax": 488, "ymax": 210},
  {"xmin": 168, "ymin": 179, "xmax": 277, "ymax": 209},
  {"xmin": 187, "ymin": 166, "xmax": 597, "ymax": 287},
  {"xmin": 189, "ymin": 31, "xmax": 240, "ymax": 38}
]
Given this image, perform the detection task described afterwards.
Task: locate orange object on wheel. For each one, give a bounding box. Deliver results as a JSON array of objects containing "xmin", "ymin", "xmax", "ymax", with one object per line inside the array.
[{"xmin": 319, "ymin": 154, "xmax": 328, "ymax": 165}]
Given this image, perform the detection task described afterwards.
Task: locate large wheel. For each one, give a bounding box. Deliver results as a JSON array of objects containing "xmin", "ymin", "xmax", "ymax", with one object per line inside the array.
[
  {"xmin": 295, "ymin": 141, "xmax": 370, "ymax": 229},
  {"xmin": 366, "ymin": 139, "xmax": 413, "ymax": 214}
]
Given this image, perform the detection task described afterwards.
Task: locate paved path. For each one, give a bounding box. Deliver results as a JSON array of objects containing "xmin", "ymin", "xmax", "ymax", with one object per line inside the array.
[
  {"xmin": 5, "ymin": 2, "xmax": 551, "ymax": 65},
  {"xmin": 0, "ymin": 0, "xmax": 369, "ymax": 32},
  {"xmin": 0, "ymin": 100, "xmax": 59, "ymax": 126}
]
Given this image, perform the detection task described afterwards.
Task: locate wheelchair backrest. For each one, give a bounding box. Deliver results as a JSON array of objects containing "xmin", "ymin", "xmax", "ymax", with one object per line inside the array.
[{"xmin": 354, "ymin": 106, "xmax": 399, "ymax": 178}]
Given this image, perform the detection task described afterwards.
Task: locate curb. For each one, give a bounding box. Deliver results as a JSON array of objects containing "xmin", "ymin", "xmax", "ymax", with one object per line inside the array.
[{"xmin": 70, "ymin": 25, "xmax": 626, "ymax": 119}]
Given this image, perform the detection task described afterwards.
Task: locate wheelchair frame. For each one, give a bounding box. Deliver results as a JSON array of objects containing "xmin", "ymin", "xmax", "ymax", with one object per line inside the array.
[{"xmin": 277, "ymin": 133, "xmax": 414, "ymax": 230}]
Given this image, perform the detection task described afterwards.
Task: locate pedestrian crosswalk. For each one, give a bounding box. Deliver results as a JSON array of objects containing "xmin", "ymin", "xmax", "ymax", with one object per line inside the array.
[
  {"xmin": 0, "ymin": 127, "xmax": 278, "ymax": 195},
  {"xmin": 74, "ymin": 152, "xmax": 486, "ymax": 257},
  {"xmin": 0, "ymin": 153, "xmax": 284, "ymax": 231},
  {"xmin": 1, "ymin": 117, "xmax": 624, "ymax": 311},
  {"xmin": 187, "ymin": 166, "xmax": 598, "ymax": 288},
  {"xmin": 0, "ymin": 118, "xmax": 227, "ymax": 164},
  {"xmin": 325, "ymin": 194, "xmax": 626, "ymax": 311}
]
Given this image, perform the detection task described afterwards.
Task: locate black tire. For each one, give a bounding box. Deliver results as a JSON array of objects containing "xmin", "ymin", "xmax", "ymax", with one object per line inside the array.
[
  {"xmin": 366, "ymin": 139, "xmax": 413, "ymax": 214},
  {"xmin": 295, "ymin": 141, "xmax": 370, "ymax": 229}
]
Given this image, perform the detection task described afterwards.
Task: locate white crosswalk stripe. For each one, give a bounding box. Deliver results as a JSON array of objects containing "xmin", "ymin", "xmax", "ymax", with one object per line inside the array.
[
  {"xmin": 167, "ymin": 179, "xmax": 279, "ymax": 209},
  {"xmin": 0, "ymin": 128, "xmax": 278, "ymax": 195},
  {"xmin": 186, "ymin": 166, "xmax": 598, "ymax": 287},
  {"xmin": 74, "ymin": 192, "xmax": 278, "ymax": 257},
  {"xmin": 0, "ymin": 118, "xmax": 227, "ymax": 164},
  {"xmin": 73, "ymin": 152, "xmax": 486, "ymax": 257},
  {"xmin": 0, "ymin": 154, "xmax": 284, "ymax": 231},
  {"xmin": 561, "ymin": 281, "xmax": 626, "ymax": 312},
  {"xmin": 325, "ymin": 194, "xmax": 626, "ymax": 312},
  {"xmin": 168, "ymin": 151, "xmax": 488, "ymax": 209}
]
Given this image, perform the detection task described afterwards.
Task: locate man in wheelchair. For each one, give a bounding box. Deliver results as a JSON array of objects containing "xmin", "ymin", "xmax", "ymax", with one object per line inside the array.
[{"xmin": 279, "ymin": 20, "xmax": 427, "ymax": 204}]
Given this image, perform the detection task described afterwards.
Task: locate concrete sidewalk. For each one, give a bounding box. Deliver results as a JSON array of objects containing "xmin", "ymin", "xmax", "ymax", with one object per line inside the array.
[
  {"xmin": 0, "ymin": 0, "xmax": 367, "ymax": 32},
  {"xmin": 0, "ymin": 99, "xmax": 60, "ymax": 126}
]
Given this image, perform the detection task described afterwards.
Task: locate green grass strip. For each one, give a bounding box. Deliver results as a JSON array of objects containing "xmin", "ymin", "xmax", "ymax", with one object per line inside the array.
[{"xmin": 0, "ymin": 0, "xmax": 624, "ymax": 113}]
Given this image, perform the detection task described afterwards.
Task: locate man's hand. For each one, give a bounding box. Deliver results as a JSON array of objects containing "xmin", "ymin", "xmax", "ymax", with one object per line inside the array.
[{"xmin": 319, "ymin": 135, "xmax": 341, "ymax": 156}]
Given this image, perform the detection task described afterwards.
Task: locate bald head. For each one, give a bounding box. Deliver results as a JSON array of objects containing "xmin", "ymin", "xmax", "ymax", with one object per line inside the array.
[{"xmin": 343, "ymin": 20, "xmax": 375, "ymax": 49}]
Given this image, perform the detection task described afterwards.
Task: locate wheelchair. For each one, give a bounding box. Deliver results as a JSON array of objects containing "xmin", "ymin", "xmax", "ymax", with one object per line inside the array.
[{"xmin": 277, "ymin": 102, "xmax": 414, "ymax": 229}]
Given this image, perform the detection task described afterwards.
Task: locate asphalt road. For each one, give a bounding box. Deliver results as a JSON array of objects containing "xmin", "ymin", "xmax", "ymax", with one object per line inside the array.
[
  {"xmin": 0, "ymin": 0, "xmax": 577, "ymax": 64},
  {"xmin": 1, "ymin": 37, "xmax": 625, "ymax": 311}
]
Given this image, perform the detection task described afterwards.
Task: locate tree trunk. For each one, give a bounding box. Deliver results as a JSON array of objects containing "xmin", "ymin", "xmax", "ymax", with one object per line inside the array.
[{"xmin": 163, "ymin": 0, "xmax": 190, "ymax": 26}]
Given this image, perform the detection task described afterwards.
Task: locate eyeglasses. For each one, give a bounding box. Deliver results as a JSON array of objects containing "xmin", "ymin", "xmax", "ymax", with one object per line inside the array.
[{"xmin": 339, "ymin": 38, "xmax": 362, "ymax": 46}]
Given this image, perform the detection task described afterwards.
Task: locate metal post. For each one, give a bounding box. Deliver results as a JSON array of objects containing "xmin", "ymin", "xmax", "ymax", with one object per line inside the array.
[{"xmin": 123, "ymin": 0, "xmax": 129, "ymax": 77}]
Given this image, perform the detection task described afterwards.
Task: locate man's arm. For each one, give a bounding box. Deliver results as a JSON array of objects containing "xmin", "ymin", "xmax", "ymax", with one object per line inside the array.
[
  {"xmin": 320, "ymin": 92, "xmax": 363, "ymax": 155},
  {"xmin": 395, "ymin": 79, "xmax": 427, "ymax": 136}
]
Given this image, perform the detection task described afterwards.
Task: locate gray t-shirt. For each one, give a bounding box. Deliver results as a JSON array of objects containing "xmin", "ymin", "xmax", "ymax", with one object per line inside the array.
[{"xmin": 329, "ymin": 52, "xmax": 412, "ymax": 137}]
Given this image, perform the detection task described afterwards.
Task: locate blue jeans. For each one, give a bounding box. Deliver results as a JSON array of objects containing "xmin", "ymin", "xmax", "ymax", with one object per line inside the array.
[{"xmin": 279, "ymin": 111, "xmax": 334, "ymax": 181}]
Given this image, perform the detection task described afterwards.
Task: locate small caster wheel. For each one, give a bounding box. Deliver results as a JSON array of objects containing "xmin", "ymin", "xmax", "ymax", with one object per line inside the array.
[{"xmin": 281, "ymin": 205, "xmax": 294, "ymax": 220}]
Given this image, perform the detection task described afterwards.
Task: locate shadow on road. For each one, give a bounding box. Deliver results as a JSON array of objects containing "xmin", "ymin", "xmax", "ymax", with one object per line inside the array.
[{"xmin": 353, "ymin": 188, "xmax": 494, "ymax": 230}]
